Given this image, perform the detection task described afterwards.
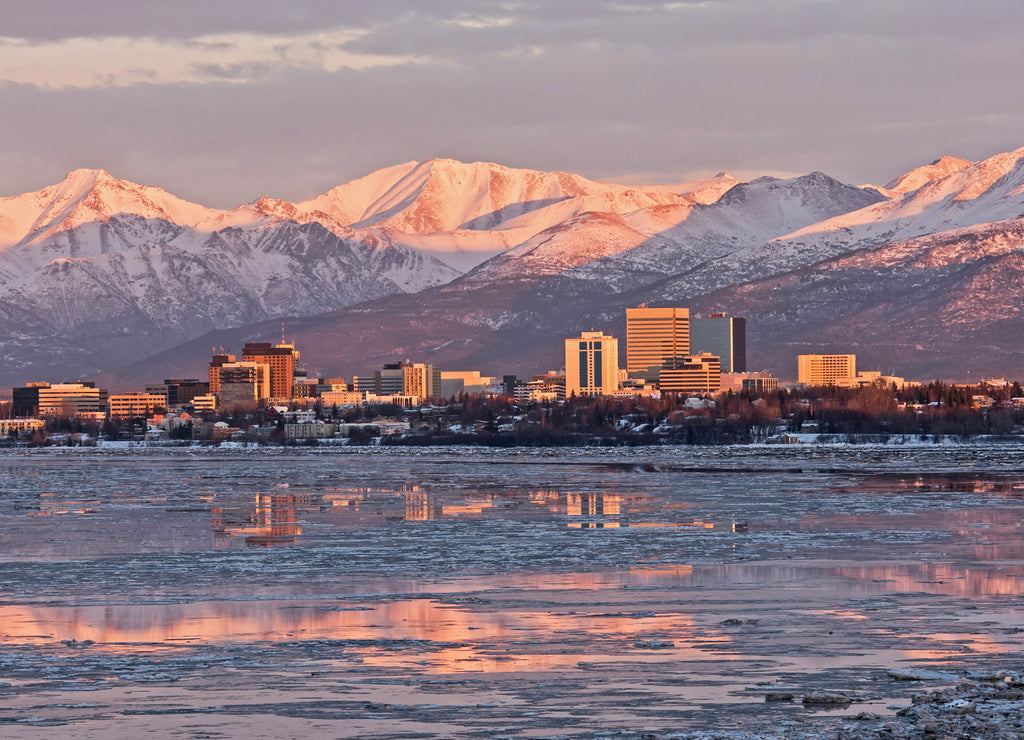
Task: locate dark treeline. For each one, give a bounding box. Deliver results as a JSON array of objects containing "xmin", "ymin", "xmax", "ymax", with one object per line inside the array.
[
  {"xmin": 379, "ymin": 381, "xmax": 1024, "ymax": 446},
  {"xmin": 5, "ymin": 380, "xmax": 1024, "ymax": 446}
]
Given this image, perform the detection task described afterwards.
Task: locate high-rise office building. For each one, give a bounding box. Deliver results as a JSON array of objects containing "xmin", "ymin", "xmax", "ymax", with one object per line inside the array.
[
  {"xmin": 797, "ymin": 354, "xmax": 856, "ymax": 386},
  {"xmin": 626, "ymin": 306, "xmax": 690, "ymax": 382},
  {"xmin": 12, "ymin": 382, "xmax": 50, "ymax": 416},
  {"xmin": 400, "ymin": 362, "xmax": 442, "ymax": 400},
  {"xmin": 565, "ymin": 331, "xmax": 619, "ymax": 396},
  {"xmin": 218, "ymin": 362, "xmax": 271, "ymax": 406},
  {"xmin": 208, "ymin": 353, "xmax": 236, "ymax": 395},
  {"xmin": 690, "ymin": 313, "xmax": 746, "ymax": 373},
  {"xmin": 241, "ymin": 342, "xmax": 296, "ymax": 399}
]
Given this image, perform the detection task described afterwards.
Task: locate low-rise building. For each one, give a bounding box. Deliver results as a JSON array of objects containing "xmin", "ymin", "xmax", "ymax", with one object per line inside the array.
[
  {"xmin": 513, "ymin": 380, "xmax": 561, "ymax": 403},
  {"xmin": 797, "ymin": 354, "xmax": 856, "ymax": 386},
  {"xmin": 720, "ymin": 372, "xmax": 779, "ymax": 393},
  {"xmin": 17, "ymin": 382, "xmax": 109, "ymax": 416},
  {"xmin": 285, "ymin": 421, "xmax": 338, "ymax": 440},
  {"xmin": 108, "ymin": 392, "xmax": 167, "ymax": 418},
  {"xmin": 320, "ymin": 391, "xmax": 364, "ymax": 408},
  {"xmin": 834, "ymin": 371, "xmax": 908, "ymax": 389},
  {"xmin": 362, "ymin": 393, "xmax": 420, "ymax": 408},
  {"xmin": 660, "ymin": 353, "xmax": 721, "ymax": 394},
  {"xmin": 191, "ymin": 394, "xmax": 218, "ymax": 412},
  {"xmin": 338, "ymin": 420, "xmax": 410, "ymax": 436},
  {"xmin": 440, "ymin": 370, "xmax": 498, "ymax": 399},
  {"xmin": 0, "ymin": 418, "xmax": 45, "ymax": 438}
]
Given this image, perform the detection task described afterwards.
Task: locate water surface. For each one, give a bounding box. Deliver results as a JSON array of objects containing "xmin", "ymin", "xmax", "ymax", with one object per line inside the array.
[{"xmin": 2, "ymin": 445, "xmax": 1024, "ymax": 737}]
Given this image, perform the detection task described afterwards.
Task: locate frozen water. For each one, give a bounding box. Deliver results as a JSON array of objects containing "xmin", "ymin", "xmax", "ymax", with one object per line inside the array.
[{"xmin": 2, "ymin": 446, "xmax": 1024, "ymax": 738}]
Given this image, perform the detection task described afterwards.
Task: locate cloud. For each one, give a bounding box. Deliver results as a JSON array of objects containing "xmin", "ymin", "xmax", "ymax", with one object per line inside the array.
[
  {"xmin": 0, "ymin": 1, "xmax": 1021, "ymax": 207},
  {"xmin": 0, "ymin": 29, "xmax": 425, "ymax": 89}
]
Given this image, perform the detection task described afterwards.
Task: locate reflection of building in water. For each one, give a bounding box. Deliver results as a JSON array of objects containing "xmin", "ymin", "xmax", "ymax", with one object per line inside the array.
[
  {"xmin": 212, "ymin": 492, "xmax": 301, "ymax": 547},
  {"xmin": 405, "ymin": 490, "xmax": 444, "ymax": 521},
  {"xmin": 566, "ymin": 492, "xmax": 622, "ymax": 528},
  {"xmin": 529, "ymin": 489, "xmax": 727, "ymax": 530},
  {"xmin": 320, "ymin": 485, "xmax": 450, "ymax": 523}
]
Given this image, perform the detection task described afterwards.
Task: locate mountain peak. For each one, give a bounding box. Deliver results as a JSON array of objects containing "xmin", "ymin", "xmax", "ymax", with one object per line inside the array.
[
  {"xmin": 64, "ymin": 167, "xmax": 111, "ymax": 182},
  {"xmin": 883, "ymin": 155, "xmax": 973, "ymax": 194},
  {"xmin": 0, "ymin": 169, "xmax": 222, "ymax": 249}
]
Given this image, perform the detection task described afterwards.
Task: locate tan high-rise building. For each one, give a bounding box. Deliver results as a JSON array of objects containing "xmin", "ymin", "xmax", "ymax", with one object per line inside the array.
[
  {"xmin": 797, "ymin": 354, "xmax": 856, "ymax": 386},
  {"xmin": 626, "ymin": 306, "xmax": 690, "ymax": 381},
  {"xmin": 400, "ymin": 362, "xmax": 441, "ymax": 401},
  {"xmin": 565, "ymin": 331, "xmax": 619, "ymax": 396}
]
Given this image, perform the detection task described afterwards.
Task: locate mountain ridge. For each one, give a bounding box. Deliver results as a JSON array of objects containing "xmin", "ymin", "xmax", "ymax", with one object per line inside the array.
[{"xmin": 3, "ymin": 147, "xmax": 1024, "ymax": 388}]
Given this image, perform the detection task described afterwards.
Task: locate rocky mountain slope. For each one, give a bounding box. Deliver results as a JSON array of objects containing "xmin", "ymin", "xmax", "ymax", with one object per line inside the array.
[{"xmin": 4, "ymin": 147, "xmax": 1024, "ymax": 389}]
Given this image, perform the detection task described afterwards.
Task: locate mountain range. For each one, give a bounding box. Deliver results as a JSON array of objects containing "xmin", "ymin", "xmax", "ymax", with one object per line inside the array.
[{"xmin": 2, "ymin": 146, "xmax": 1023, "ymax": 390}]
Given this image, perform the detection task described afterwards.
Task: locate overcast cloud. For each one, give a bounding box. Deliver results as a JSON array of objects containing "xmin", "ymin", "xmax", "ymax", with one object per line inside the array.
[{"xmin": 1, "ymin": 0, "xmax": 1022, "ymax": 206}]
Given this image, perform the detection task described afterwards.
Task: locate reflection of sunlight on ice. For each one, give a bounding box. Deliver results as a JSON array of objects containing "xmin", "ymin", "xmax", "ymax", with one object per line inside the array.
[
  {"xmin": 3, "ymin": 592, "xmax": 727, "ymax": 674},
  {"xmin": 807, "ymin": 608, "xmax": 870, "ymax": 621},
  {"xmin": 903, "ymin": 631, "xmax": 1010, "ymax": 658},
  {"xmin": 835, "ymin": 563, "xmax": 1024, "ymax": 597}
]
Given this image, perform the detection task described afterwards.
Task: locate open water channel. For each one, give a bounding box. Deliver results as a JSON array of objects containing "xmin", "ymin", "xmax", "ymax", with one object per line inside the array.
[{"xmin": 2, "ymin": 445, "xmax": 1024, "ymax": 738}]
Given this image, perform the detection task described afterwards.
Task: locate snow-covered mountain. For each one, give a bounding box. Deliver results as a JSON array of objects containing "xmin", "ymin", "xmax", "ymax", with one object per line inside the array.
[
  {"xmin": 0, "ymin": 169, "xmax": 221, "ymax": 249},
  {"xmin": 779, "ymin": 148, "xmax": 1024, "ymax": 253},
  {"xmin": 207, "ymin": 148, "xmax": 1024, "ymax": 384},
  {"xmin": 0, "ymin": 169, "xmax": 467, "ymax": 383},
  {"xmin": 5, "ymin": 146, "xmax": 1024, "ymax": 387},
  {"xmin": 299, "ymin": 159, "xmax": 737, "ymax": 271}
]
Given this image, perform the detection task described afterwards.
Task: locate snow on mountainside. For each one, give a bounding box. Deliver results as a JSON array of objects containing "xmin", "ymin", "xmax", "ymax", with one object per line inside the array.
[
  {"xmin": 667, "ymin": 172, "xmax": 741, "ymax": 204},
  {"xmin": 318, "ymin": 160, "xmax": 737, "ymax": 271},
  {"xmin": 636, "ymin": 171, "xmax": 885, "ymax": 257},
  {"xmin": 467, "ymin": 211, "xmax": 675, "ymax": 284},
  {"xmin": 637, "ymin": 150, "xmax": 1024, "ymax": 302},
  {"xmin": 297, "ymin": 161, "xmax": 422, "ymax": 226},
  {"xmin": 781, "ymin": 148, "xmax": 1024, "ymax": 250},
  {"xmin": 6, "ymin": 146, "xmax": 1024, "ymax": 386},
  {"xmin": 676, "ymin": 216, "xmax": 1024, "ymax": 379},
  {"xmin": 0, "ymin": 168, "xmax": 469, "ymax": 384},
  {"xmin": 474, "ymin": 171, "xmax": 886, "ymax": 288},
  {"xmin": 879, "ymin": 155, "xmax": 973, "ymax": 195},
  {"xmin": 0, "ymin": 218, "xmax": 462, "ymax": 384},
  {"xmin": 340, "ymin": 158, "xmax": 701, "ymax": 233},
  {"xmin": 0, "ymin": 169, "xmax": 221, "ymax": 249}
]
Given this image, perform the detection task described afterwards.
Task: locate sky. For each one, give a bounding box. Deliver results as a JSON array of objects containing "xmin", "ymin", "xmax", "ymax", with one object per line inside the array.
[{"xmin": 1, "ymin": 0, "xmax": 1023, "ymax": 207}]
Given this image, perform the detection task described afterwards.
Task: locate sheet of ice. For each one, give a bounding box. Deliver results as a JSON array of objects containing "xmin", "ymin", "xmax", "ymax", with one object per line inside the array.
[{"xmin": 2, "ymin": 445, "xmax": 1024, "ymax": 738}]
